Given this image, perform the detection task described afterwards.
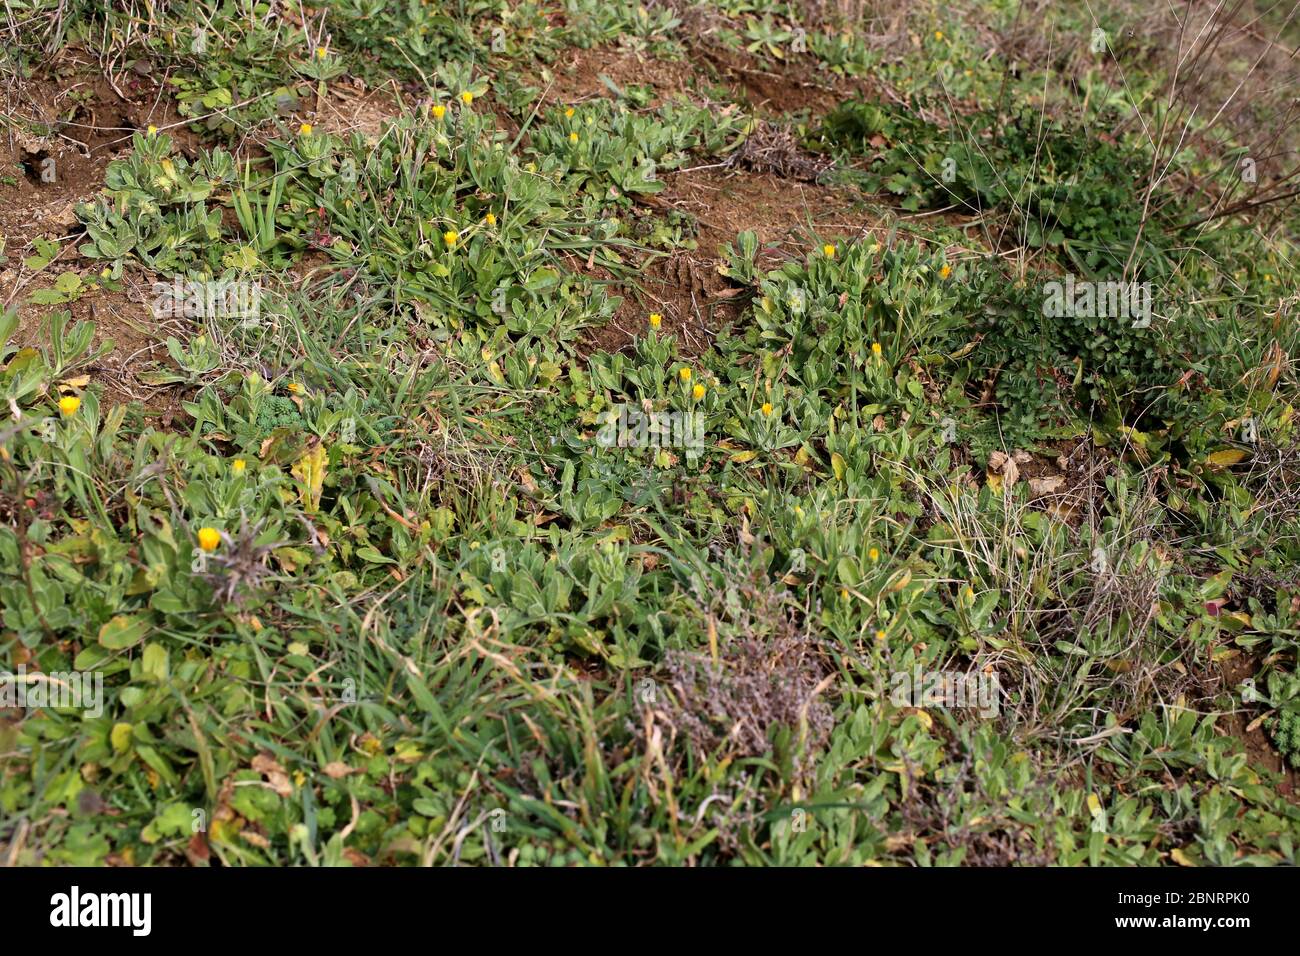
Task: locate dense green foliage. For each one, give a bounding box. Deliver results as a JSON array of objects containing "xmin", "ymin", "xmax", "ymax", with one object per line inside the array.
[{"xmin": 2, "ymin": 0, "xmax": 1299, "ymax": 867}]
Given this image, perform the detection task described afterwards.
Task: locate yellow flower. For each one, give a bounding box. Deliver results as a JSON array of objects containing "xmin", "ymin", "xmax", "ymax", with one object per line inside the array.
[
  {"xmin": 565, "ymin": 107, "xmax": 575, "ymax": 118},
  {"xmin": 58, "ymin": 395, "xmax": 81, "ymax": 417},
  {"xmin": 869, "ymin": 547, "xmax": 880, "ymax": 562},
  {"xmin": 569, "ymin": 132, "xmax": 579, "ymax": 143},
  {"xmin": 443, "ymin": 230, "xmax": 459, "ymax": 247},
  {"xmin": 649, "ymin": 312, "xmax": 662, "ymax": 329},
  {"xmin": 840, "ymin": 588, "xmax": 849, "ymax": 600},
  {"xmin": 461, "ymin": 91, "xmax": 474, "ymax": 105},
  {"xmin": 822, "ymin": 243, "xmax": 836, "ymax": 258},
  {"xmin": 286, "ymin": 382, "xmax": 302, "ymax": 394},
  {"xmin": 679, "ymin": 367, "xmax": 692, "ymax": 381},
  {"xmin": 935, "ymin": 30, "xmax": 944, "ymax": 40},
  {"xmin": 939, "ymin": 264, "xmax": 952, "ymax": 279},
  {"xmin": 484, "ymin": 212, "xmax": 496, "ymax": 226},
  {"xmin": 146, "ymin": 125, "xmax": 158, "ymax": 137},
  {"xmin": 432, "ymin": 104, "xmax": 447, "ymax": 120},
  {"xmin": 232, "ymin": 459, "xmax": 246, "ymax": 475},
  {"xmin": 197, "ymin": 527, "xmax": 221, "ymax": 552},
  {"xmin": 298, "ymin": 123, "xmax": 313, "ymax": 136},
  {"xmin": 100, "ymin": 267, "xmax": 111, "ymax": 278},
  {"xmin": 760, "ymin": 402, "xmax": 773, "ymax": 417},
  {"xmin": 692, "ymin": 383, "xmax": 705, "ymax": 400},
  {"xmin": 875, "ymin": 629, "xmax": 886, "ymax": 641},
  {"xmin": 871, "ymin": 341, "xmax": 882, "ymax": 357},
  {"xmin": 316, "ymin": 46, "xmax": 328, "ymax": 59}
]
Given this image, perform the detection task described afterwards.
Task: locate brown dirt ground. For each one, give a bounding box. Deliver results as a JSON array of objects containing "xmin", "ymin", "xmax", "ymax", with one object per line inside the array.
[
  {"xmin": 0, "ymin": 66, "xmax": 202, "ymax": 259},
  {"xmin": 12, "ymin": 269, "xmax": 188, "ymax": 420},
  {"xmin": 578, "ymin": 166, "xmax": 884, "ymax": 357},
  {"xmin": 1, "ymin": 66, "xmax": 203, "ymax": 420},
  {"xmin": 2, "ymin": 61, "xmax": 406, "ymax": 420},
  {"xmin": 517, "ymin": 38, "xmax": 873, "ymax": 117},
  {"xmin": 1220, "ymin": 653, "xmax": 1297, "ymax": 800}
]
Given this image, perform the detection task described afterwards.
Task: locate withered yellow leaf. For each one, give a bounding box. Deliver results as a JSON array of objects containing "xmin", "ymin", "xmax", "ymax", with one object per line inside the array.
[{"xmin": 291, "ymin": 443, "xmax": 328, "ymax": 513}]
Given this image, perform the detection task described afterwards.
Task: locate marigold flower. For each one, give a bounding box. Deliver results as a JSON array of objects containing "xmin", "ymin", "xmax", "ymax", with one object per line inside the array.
[
  {"xmin": 58, "ymin": 396, "xmax": 80, "ymax": 416},
  {"xmin": 432, "ymin": 104, "xmax": 447, "ymax": 120},
  {"xmin": 869, "ymin": 547, "xmax": 880, "ymax": 562},
  {"xmin": 298, "ymin": 123, "xmax": 313, "ymax": 136},
  {"xmin": 761, "ymin": 402, "xmax": 773, "ymax": 416},
  {"xmin": 939, "ymin": 264, "xmax": 952, "ymax": 279},
  {"xmin": 569, "ymin": 132, "xmax": 579, "ymax": 143},
  {"xmin": 197, "ymin": 527, "xmax": 221, "ymax": 552},
  {"xmin": 461, "ymin": 91, "xmax": 474, "ymax": 105},
  {"xmin": 823, "ymin": 243, "xmax": 836, "ymax": 258},
  {"xmin": 232, "ymin": 459, "xmax": 246, "ymax": 475},
  {"xmin": 692, "ymin": 383, "xmax": 705, "ymax": 400},
  {"xmin": 871, "ymin": 342, "xmax": 882, "ymax": 357},
  {"xmin": 484, "ymin": 212, "xmax": 496, "ymax": 226},
  {"xmin": 649, "ymin": 313, "xmax": 662, "ymax": 328},
  {"xmin": 443, "ymin": 230, "xmax": 458, "ymax": 246},
  {"xmin": 679, "ymin": 367, "xmax": 692, "ymax": 381}
]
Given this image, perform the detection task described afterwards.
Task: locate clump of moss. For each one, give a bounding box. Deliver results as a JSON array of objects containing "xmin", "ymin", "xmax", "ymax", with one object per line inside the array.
[
  {"xmin": 1267, "ymin": 709, "xmax": 1300, "ymax": 769},
  {"xmin": 255, "ymin": 395, "xmax": 304, "ymax": 434}
]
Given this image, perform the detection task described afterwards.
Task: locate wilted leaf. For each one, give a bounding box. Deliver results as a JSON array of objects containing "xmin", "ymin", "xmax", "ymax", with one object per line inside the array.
[{"xmin": 291, "ymin": 442, "xmax": 328, "ymax": 513}]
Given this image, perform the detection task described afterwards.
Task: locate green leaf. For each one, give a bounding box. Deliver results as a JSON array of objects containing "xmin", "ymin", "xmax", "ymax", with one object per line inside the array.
[{"xmin": 99, "ymin": 614, "xmax": 150, "ymax": 650}]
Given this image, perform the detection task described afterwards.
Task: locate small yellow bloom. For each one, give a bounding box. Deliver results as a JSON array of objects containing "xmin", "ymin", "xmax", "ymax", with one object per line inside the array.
[
  {"xmin": 100, "ymin": 267, "xmax": 111, "ymax": 278},
  {"xmin": 875, "ymin": 629, "xmax": 886, "ymax": 641},
  {"xmin": 692, "ymin": 383, "xmax": 705, "ymax": 400},
  {"xmin": 298, "ymin": 123, "xmax": 313, "ymax": 136},
  {"xmin": 565, "ymin": 107, "xmax": 575, "ymax": 118},
  {"xmin": 840, "ymin": 588, "xmax": 849, "ymax": 600},
  {"xmin": 679, "ymin": 367, "xmax": 692, "ymax": 381},
  {"xmin": 935, "ymin": 30, "xmax": 944, "ymax": 40},
  {"xmin": 316, "ymin": 46, "xmax": 328, "ymax": 59},
  {"xmin": 286, "ymin": 382, "xmax": 302, "ymax": 394},
  {"xmin": 432, "ymin": 104, "xmax": 447, "ymax": 120},
  {"xmin": 939, "ymin": 264, "xmax": 952, "ymax": 279},
  {"xmin": 461, "ymin": 91, "xmax": 474, "ymax": 105},
  {"xmin": 58, "ymin": 395, "xmax": 81, "ymax": 417},
  {"xmin": 146, "ymin": 125, "xmax": 158, "ymax": 137},
  {"xmin": 197, "ymin": 527, "xmax": 221, "ymax": 552},
  {"xmin": 822, "ymin": 243, "xmax": 836, "ymax": 258},
  {"xmin": 649, "ymin": 312, "xmax": 662, "ymax": 328},
  {"xmin": 869, "ymin": 547, "xmax": 880, "ymax": 562},
  {"xmin": 232, "ymin": 459, "xmax": 246, "ymax": 475},
  {"xmin": 760, "ymin": 402, "xmax": 773, "ymax": 417},
  {"xmin": 443, "ymin": 230, "xmax": 459, "ymax": 247},
  {"xmin": 484, "ymin": 212, "xmax": 496, "ymax": 226},
  {"xmin": 871, "ymin": 341, "xmax": 882, "ymax": 357},
  {"xmin": 569, "ymin": 132, "xmax": 579, "ymax": 143}
]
